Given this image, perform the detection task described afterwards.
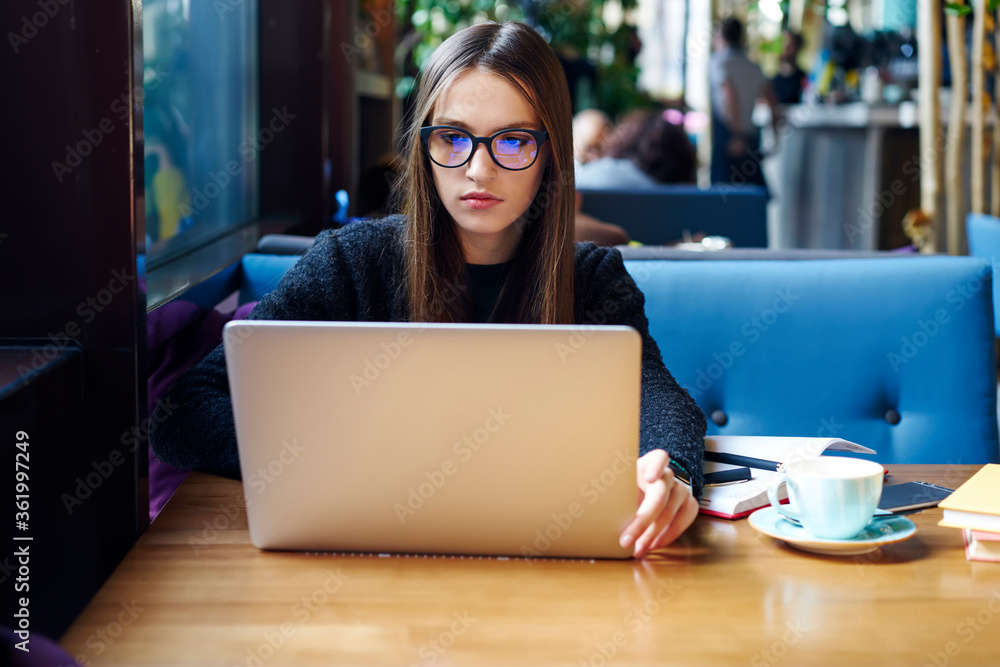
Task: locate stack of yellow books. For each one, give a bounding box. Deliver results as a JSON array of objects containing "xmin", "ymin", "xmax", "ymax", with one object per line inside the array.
[{"xmin": 938, "ymin": 464, "xmax": 1000, "ymax": 562}]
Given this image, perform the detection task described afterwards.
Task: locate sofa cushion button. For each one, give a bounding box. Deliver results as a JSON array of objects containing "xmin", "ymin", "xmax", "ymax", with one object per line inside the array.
[
  {"xmin": 884, "ymin": 408, "xmax": 901, "ymax": 425},
  {"xmin": 710, "ymin": 410, "xmax": 728, "ymax": 426}
]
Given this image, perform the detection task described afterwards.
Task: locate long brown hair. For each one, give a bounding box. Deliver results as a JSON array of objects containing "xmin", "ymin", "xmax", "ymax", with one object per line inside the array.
[{"xmin": 396, "ymin": 21, "xmax": 575, "ymax": 324}]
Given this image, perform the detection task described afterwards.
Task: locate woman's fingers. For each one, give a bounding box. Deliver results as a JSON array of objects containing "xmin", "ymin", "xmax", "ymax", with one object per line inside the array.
[
  {"xmin": 619, "ymin": 450, "xmax": 672, "ymax": 549},
  {"xmin": 620, "ymin": 475, "xmax": 667, "ymax": 549},
  {"xmin": 633, "ymin": 478, "xmax": 694, "ymax": 557},
  {"xmin": 642, "ymin": 449, "xmax": 669, "ymax": 485},
  {"xmin": 622, "ymin": 449, "xmax": 698, "ymax": 557},
  {"xmin": 644, "ymin": 491, "xmax": 699, "ymax": 555}
]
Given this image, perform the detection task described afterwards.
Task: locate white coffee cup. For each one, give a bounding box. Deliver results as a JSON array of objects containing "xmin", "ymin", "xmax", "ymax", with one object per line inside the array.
[{"xmin": 765, "ymin": 457, "xmax": 884, "ymax": 540}]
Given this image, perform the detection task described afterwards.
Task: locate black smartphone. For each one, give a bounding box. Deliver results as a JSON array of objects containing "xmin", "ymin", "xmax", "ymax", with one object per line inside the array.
[
  {"xmin": 668, "ymin": 461, "xmax": 752, "ymax": 486},
  {"xmin": 878, "ymin": 481, "xmax": 954, "ymax": 513}
]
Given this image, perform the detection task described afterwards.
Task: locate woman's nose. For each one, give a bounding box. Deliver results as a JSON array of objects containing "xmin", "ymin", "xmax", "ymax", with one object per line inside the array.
[{"xmin": 465, "ymin": 143, "xmax": 497, "ymax": 183}]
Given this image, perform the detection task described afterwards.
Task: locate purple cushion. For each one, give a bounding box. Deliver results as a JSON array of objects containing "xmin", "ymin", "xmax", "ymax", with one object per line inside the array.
[
  {"xmin": 147, "ymin": 298, "xmax": 258, "ymax": 519},
  {"xmin": 3, "ymin": 627, "xmax": 81, "ymax": 666}
]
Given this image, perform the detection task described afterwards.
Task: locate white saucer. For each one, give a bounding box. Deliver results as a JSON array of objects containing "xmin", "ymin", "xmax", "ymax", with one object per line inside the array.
[{"xmin": 747, "ymin": 506, "xmax": 918, "ymax": 556}]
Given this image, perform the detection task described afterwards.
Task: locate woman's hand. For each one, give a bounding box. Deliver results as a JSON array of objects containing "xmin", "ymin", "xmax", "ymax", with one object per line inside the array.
[{"xmin": 619, "ymin": 449, "xmax": 699, "ymax": 558}]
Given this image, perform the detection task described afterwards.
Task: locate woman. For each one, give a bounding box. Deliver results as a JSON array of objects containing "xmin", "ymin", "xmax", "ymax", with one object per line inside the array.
[
  {"xmin": 154, "ymin": 21, "xmax": 706, "ymax": 558},
  {"xmin": 575, "ymin": 109, "xmax": 698, "ymax": 189}
]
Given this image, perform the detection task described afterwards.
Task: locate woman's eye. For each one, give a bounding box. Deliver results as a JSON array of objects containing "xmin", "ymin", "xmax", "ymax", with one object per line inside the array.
[{"xmin": 496, "ymin": 134, "xmax": 532, "ymax": 150}]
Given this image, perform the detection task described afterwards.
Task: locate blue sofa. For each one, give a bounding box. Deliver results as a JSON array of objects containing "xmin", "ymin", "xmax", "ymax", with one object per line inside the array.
[
  {"xmin": 622, "ymin": 249, "xmax": 999, "ymax": 464},
  {"xmin": 966, "ymin": 212, "xmax": 1000, "ymax": 337},
  {"xmin": 206, "ymin": 247, "xmax": 1000, "ymax": 465},
  {"xmin": 577, "ymin": 185, "xmax": 768, "ymax": 248}
]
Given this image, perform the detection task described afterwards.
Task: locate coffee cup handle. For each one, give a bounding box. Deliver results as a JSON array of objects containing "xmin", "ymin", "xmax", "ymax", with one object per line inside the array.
[{"xmin": 765, "ymin": 474, "xmax": 801, "ymax": 525}]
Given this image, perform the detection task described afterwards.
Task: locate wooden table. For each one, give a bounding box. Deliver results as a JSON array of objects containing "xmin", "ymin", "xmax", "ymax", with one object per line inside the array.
[{"xmin": 61, "ymin": 465, "xmax": 1000, "ymax": 666}]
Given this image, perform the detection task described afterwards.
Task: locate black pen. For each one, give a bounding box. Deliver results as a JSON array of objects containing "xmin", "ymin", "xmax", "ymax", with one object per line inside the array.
[
  {"xmin": 704, "ymin": 451, "xmax": 782, "ymax": 472},
  {"xmin": 704, "ymin": 467, "xmax": 753, "ymax": 486}
]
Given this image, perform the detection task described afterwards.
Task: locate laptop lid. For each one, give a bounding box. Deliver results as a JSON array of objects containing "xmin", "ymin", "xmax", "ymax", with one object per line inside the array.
[{"xmin": 223, "ymin": 321, "xmax": 640, "ymax": 559}]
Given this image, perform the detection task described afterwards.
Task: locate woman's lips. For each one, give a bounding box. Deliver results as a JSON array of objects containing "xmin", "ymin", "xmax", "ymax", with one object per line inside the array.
[{"xmin": 461, "ymin": 194, "xmax": 502, "ymax": 210}]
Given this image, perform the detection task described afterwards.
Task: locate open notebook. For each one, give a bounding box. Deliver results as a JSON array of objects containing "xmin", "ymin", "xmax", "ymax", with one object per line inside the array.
[{"xmin": 699, "ymin": 435, "xmax": 877, "ymax": 519}]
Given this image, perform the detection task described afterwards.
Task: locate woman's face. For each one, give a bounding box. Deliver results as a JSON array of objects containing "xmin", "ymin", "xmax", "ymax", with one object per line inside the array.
[{"xmin": 429, "ymin": 69, "xmax": 548, "ymax": 264}]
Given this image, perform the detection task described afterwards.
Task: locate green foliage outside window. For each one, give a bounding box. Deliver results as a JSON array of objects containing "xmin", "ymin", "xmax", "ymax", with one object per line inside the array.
[{"xmin": 394, "ymin": 0, "xmax": 654, "ymax": 119}]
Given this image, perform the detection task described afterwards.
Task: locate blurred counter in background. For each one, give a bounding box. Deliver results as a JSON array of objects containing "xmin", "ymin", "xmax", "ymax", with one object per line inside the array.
[{"xmin": 759, "ymin": 101, "xmax": 921, "ymax": 251}]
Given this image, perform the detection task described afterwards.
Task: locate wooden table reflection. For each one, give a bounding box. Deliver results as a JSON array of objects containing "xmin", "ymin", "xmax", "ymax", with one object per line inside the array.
[{"xmin": 61, "ymin": 465, "xmax": 1000, "ymax": 666}]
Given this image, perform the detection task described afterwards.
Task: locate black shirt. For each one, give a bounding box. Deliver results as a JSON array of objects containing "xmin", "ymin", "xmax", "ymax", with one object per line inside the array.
[
  {"xmin": 466, "ymin": 261, "xmax": 511, "ymax": 323},
  {"xmin": 772, "ymin": 67, "xmax": 806, "ymax": 105}
]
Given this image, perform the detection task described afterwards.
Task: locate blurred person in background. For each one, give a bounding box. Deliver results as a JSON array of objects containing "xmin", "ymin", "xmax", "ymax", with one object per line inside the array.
[
  {"xmin": 576, "ymin": 109, "xmax": 697, "ymax": 189},
  {"xmin": 146, "ymin": 139, "xmax": 191, "ymax": 241},
  {"xmin": 574, "ymin": 196, "xmax": 630, "ymax": 246},
  {"xmin": 571, "ymin": 106, "xmax": 630, "ymax": 244},
  {"xmin": 574, "ymin": 109, "xmax": 697, "ymax": 246},
  {"xmin": 572, "ymin": 109, "xmax": 613, "ymax": 165},
  {"xmin": 709, "ymin": 17, "xmax": 780, "ymax": 194},
  {"xmin": 772, "ymin": 31, "xmax": 807, "ymax": 105}
]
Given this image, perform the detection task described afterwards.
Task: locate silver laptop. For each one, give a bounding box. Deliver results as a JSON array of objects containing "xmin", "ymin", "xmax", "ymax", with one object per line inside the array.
[{"xmin": 223, "ymin": 320, "xmax": 640, "ymax": 559}]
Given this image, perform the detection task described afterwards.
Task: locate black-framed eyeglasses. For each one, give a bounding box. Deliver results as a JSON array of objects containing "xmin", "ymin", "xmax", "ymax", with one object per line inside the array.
[{"xmin": 420, "ymin": 125, "xmax": 549, "ymax": 171}]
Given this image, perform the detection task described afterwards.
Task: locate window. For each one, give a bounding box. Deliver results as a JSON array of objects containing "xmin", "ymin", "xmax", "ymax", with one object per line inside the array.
[{"xmin": 143, "ymin": 0, "xmax": 258, "ymax": 270}]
